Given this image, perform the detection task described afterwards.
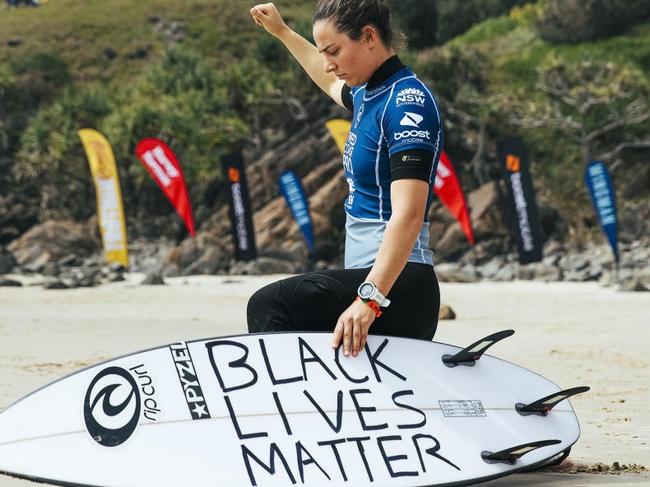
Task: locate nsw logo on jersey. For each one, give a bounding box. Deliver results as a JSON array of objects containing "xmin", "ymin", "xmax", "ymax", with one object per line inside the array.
[
  {"xmin": 400, "ymin": 112, "xmax": 424, "ymax": 128},
  {"xmin": 396, "ymin": 88, "xmax": 426, "ymax": 107}
]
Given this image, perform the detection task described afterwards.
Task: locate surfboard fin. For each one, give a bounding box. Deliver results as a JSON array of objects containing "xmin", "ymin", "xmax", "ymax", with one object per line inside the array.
[
  {"xmin": 442, "ymin": 330, "xmax": 514, "ymax": 368},
  {"xmin": 516, "ymin": 386, "xmax": 590, "ymax": 416},
  {"xmin": 520, "ymin": 446, "xmax": 572, "ymax": 472},
  {"xmin": 481, "ymin": 439, "xmax": 562, "ymax": 465}
]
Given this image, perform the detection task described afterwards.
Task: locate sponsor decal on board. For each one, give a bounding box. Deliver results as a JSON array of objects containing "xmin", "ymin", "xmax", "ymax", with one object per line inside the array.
[
  {"xmin": 170, "ymin": 342, "xmax": 211, "ymax": 420},
  {"xmin": 84, "ymin": 366, "xmax": 141, "ymax": 447}
]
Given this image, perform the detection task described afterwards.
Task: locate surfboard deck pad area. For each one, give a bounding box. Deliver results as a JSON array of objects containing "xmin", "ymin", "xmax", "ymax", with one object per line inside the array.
[{"xmin": 0, "ymin": 332, "xmax": 587, "ymax": 487}]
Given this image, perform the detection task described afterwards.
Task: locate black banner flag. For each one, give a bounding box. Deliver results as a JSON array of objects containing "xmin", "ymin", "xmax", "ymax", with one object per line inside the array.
[
  {"xmin": 497, "ymin": 137, "xmax": 543, "ymax": 264},
  {"xmin": 222, "ymin": 152, "xmax": 257, "ymax": 261}
]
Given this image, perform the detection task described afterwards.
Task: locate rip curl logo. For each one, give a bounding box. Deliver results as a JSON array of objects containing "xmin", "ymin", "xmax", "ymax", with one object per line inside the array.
[
  {"xmin": 396, "ymin": 88, "xmax": 426, "ymax": 107},
  {"xmin": 84, "ymin": 366, "xmax": 141, "ymax": 447}
]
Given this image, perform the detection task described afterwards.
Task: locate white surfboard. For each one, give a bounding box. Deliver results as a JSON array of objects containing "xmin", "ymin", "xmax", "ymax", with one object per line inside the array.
[{"xmin": 0, "ymin": 331, "xmax": 586, "ymax": 487}]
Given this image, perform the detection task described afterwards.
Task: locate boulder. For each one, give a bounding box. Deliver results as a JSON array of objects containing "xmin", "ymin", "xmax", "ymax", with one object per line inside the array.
[
  {"xmin": 163, "ymin": 230, "xmax": 230, "ymax": 276},
  {"xmin": 141, "ymin": 272, "xmax": 165, "ymax": 286},
  {"xmin": 435, "ymin": 263, "xmax": 479, "ymax": 283},
  {"xmin": 43, "ymin": 279, "xmax": 69, "ymax": 290},
  {"xmin": 8, "ymin": 220, "xmax": 99, "ymax": 273},
  {"xmin": 479, "ymin": 257, "xmax": 506, "ymax": 280},
  {"xmin": 0, "ymin": 194, "xmax": 38, "ymax": 245},
  {"xmin": 431, "ymin": 181, "xmax": 509, "ymax": 262},
  {"xmin": 0, "ymin": 278, "xmax": 22, "ymax": 287},
  {"xmin": 229, "ymin": 257, "xmax": 297, "ymax": 276},
  {"xmin": 493, "ymin": 264, "xmax": 516, "ymax": 282},
  {"xmin": 518, "ymin": 262, "xmax": 562, "ymax": 282},
  {"xmin": 103, "ymin": 47, "xmax": 118, "ymax": 60},
  {"xmin": 0, "ymin": 247, "xmax": 15, "ymax": 274},
  {"xmin": 438, "ymin": 304, "xmax": 456, "ymax": 320},
  {"xmin": 619, "ymin": 277, "xmax": 649, "ymax": 293}
]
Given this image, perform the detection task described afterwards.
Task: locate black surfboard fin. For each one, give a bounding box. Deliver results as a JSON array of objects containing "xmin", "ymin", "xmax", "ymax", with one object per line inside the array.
[
  {"xmin": 442, "ymin": 330, "xmax": 515, "ymax": 368},
  {"xmin": 481, "ymin": 439, "xmax": 562, "ymax": 465},
  {"xmin": 521, "ymin": 446, "xmax": 572, "ymax": 472},
  {"xmin": 516, "ymin": 386, "xmax": 590, "ymax": 416}
]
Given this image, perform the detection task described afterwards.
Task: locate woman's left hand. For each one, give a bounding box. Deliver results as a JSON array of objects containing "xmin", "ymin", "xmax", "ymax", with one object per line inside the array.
[{"xmin": 332, "ymin": 299, "xmax": 376, "ymax": 357}]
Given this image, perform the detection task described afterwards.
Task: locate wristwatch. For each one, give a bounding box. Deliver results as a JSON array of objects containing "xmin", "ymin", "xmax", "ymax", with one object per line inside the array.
[{"xmin": 357, "ymin": 281, "xmax": 391, "ymax": 308}]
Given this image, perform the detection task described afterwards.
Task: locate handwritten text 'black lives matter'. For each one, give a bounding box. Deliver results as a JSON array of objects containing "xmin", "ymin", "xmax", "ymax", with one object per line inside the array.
[{"xmin": 205, "ymin": 337, "xmax": 460, "ymax": 486}]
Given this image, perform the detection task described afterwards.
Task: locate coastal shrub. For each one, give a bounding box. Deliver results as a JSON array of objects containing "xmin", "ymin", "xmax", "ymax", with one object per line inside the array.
[
  {"xmin": 535, "ymin": 0, "xmax": 650, "ymax": 44},
  {"xmin": 388, "ymin": 0, "xmax": 438, "ymax": 49},
  {"xmin": 436, "ymin": 0, "xmax": 534, "ymax": 43}
]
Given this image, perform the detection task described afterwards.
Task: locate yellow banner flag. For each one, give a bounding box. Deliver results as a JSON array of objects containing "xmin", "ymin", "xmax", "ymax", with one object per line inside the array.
[
  {"xmin": 325, "ymin": 119, "xmax": 351, "ymax": 155},
  {"xmin": 79, "ymin": 129, "xmax": 129, "ymax": 267}
]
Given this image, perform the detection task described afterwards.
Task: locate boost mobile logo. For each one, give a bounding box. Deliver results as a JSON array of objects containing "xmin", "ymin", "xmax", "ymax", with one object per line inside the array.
[{"xmin": 84, "ymin": 366, "xmax": 141, "ymax": 447}]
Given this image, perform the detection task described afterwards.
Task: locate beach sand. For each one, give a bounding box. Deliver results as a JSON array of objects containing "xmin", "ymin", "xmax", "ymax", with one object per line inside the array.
[{"xmin": 0, "ymin": 275, "xmax": 648, "ymax": 486}]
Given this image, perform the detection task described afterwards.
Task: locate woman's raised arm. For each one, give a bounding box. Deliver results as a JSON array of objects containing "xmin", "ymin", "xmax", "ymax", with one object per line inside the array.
[{"xmin": 250, "ymin": 3, "xmax": 346, "ymax": 107}]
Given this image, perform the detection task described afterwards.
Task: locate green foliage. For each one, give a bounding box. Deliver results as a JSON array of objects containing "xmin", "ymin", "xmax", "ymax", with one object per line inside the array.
[
  {"xmin": 15, "ymin": 87, "xmax": 113, "ymax": 219},
  {"xmin": 254, "ymin": 35, "xmax": 291, "ymax": 69},
  {"xmin": 10, "ymin": 51, "xmax": 71, "ymax": 87},
  {"xmin": 142, "ymin": 49, "xmax": 216, "ymax": 98},
  {"xmin": 436, "ymin": 0, "xmax": 534, "ymax": 43},
  {"xmin": 388, "ymin": 0, "xmax": 438, "ymax": 49},
  {"xmin": 535, "ymin": 0, "xmax": 650, "ymax": 44},
  {"xmin": 452, "ymin": 16, "xmax": 520, "ymax": 45},
  {"xmin": 1, "ymin": 0, "xmax": 649, "ymax": 235},
  {"xmin": 417, "ymin": 45, "xmax": 488, "ymax": 101},
  {"xmin": 0, "ymin": 64, "xmax": 16, "ymax": 93}
]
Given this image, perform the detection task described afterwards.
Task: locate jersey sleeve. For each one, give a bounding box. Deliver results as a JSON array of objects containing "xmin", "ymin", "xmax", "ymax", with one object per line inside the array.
[{"xmin": 383, "ymin": 83, "xmax": 442, "ymax": 159}]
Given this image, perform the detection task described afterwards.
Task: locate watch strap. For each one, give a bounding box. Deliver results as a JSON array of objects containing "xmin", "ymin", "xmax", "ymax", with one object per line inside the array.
[{"xmin": 356, "ymin": 296, "xmax": 382, "ymax": 318}]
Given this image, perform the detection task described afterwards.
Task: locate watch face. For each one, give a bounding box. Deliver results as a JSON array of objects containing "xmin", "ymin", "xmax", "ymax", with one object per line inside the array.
[{"xmin": 359, "ymin": 282, "xmax": 374, "ymax": 299}]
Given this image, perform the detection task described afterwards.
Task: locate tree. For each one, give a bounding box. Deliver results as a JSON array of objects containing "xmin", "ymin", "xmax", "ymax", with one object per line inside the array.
[
  {"xmin": 436, "ymin": 0, "xmax": 533, "ymax": 43},
  {"xmin": 416, "ymin": 45, "xmax": 502, "ymax": 185},
  {"xmin": 388, "ymin": 0, "xmax": 438, "ymax": 49},
  {"xmin": 535, "ymin": 0, "xmax": 650, "ymax": 44},
  {"xmin": 505, "ymin": 56, "xmax": 650, "ymax": 169}
]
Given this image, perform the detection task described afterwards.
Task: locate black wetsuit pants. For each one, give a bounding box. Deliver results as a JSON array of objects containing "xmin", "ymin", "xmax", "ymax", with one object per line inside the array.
[{"xmin": 247, "ymin": 263, "xmax": 440, "ymax": 340}]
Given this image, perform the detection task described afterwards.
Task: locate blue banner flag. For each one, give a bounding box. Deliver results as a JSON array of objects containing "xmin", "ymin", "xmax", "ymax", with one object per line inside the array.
[
  {"xmin": 585, "ymin": 161, "xmax": 619, "ymax": 262},
  {"xmin": 279, "ymin": 170, "xmax": 315, "ymax": 254}
]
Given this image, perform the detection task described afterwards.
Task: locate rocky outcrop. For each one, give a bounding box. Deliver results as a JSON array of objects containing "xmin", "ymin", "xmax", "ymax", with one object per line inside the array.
[
  {"xmin": 0, "ymin": 194, "xmax": 38, "ymax": 244},
  {"xmin": 0, "ymin": 278, "xmax": 21, "ymax": 287},
  {"xmin": 0, "ymin": 246, "xmax": 15, "ymax": 274},
  {"xmin": 430, "ymin": 181, "xmax": 511, "ymax": 262},
  {"xmin": 8, "ymin": 219, "xmax": 99, "ymax": 273},
  {"xmin": 162, "ymin": 96, "xmax": 348, "ymax": 277},
  {"xmin": 436, "ymin": 239, "xmax": 650, "ymax": 292}
]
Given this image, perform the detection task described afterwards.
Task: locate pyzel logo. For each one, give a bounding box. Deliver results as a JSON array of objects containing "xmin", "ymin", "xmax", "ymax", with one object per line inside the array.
[
  {"xmin": 84, "ymin": 366, "xmax": 141, "ymax": 447},
  {"xmin": 394, "ymin": 129, "xmax": 431, "ymax": 141},
  {"xmin": 400, "ymin": 112, "xmax": 424, "ymax": 128},
  {"xmin": 396, "ymin": 88, "xmax": 426, "ymax": 107},
  {"xmin": 170, "ymin": 342, "xmax": 211, "ymax": 420}
]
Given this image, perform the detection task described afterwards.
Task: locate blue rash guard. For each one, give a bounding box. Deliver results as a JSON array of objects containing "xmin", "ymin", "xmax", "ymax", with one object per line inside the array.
[{"xmin": 340, "ymin": 56, "xmax": 444, "ymax": 269}]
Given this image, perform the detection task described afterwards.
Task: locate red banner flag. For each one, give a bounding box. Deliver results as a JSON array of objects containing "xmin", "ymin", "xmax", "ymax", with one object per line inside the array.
[
  {"xmin": 434, "ymin": 151, "xmax": 475, "ymax": 245},
  {"xmin": 135, "ymin": 138, "xmax": 196, "ymax": 237}
]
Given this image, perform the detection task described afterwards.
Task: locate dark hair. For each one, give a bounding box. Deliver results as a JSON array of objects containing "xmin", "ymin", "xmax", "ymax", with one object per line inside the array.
[{"xmin": 313, "ymin": 0, "xmax": 394, "ymax": 46}]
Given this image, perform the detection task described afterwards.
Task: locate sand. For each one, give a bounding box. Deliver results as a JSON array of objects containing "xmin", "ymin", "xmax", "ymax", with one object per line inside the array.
[{"xmin": 0, "ymin": 275, "xmax": 648, "ymax": 486}]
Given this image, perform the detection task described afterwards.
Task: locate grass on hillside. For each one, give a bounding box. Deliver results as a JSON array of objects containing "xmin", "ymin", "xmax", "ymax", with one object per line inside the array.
[{"xmin": 0, "ymin": 0, "xmax": 313, "ymax": 86}]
